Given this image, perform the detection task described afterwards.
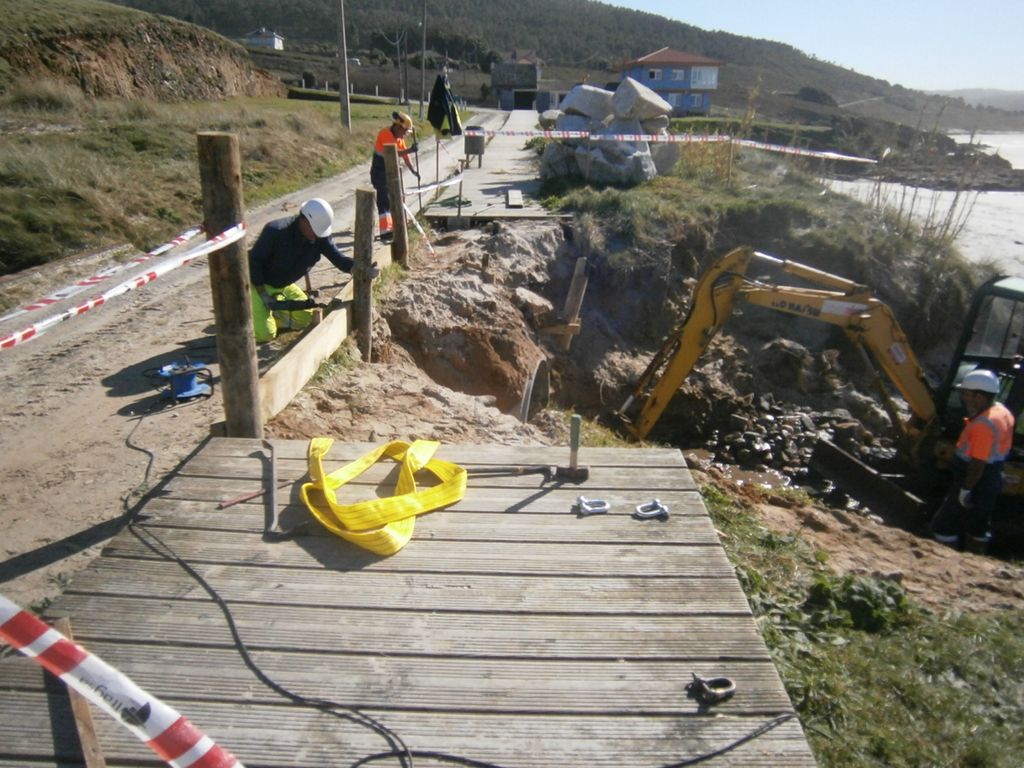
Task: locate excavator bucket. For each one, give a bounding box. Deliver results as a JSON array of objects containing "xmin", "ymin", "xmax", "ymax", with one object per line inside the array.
[{"xmin": 809, "ymin": 438, "xmax": 928, "ymax": 528}]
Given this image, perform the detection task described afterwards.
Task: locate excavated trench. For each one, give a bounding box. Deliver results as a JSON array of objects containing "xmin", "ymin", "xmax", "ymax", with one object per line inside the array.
[{"xmin": 373, "ymin": 218, "xmax": 914, "ymax": 500}]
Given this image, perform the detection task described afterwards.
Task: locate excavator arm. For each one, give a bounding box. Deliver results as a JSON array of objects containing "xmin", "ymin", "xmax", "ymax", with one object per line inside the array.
[{"xmin": 616, "ymin": 247, "xmax": 937, "ymax": 442}]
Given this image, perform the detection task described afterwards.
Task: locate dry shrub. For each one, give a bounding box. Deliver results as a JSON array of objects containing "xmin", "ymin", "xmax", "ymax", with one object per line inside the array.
[{"xmin": 2, "ymin": 77, "xmax": 84, "ymax": 112}]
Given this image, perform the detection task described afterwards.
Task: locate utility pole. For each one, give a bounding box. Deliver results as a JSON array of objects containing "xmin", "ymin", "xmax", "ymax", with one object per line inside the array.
[
  {"xmin": 337, "ymin": 0, "xmax": 351, "ymax": 130},
  {"xmin": 419, "ymin": 0, "xmax": 427, "ymax": 119},
  {"xmin": 381, "ymin": 29, "xmax": 406, "ymax": 102}
]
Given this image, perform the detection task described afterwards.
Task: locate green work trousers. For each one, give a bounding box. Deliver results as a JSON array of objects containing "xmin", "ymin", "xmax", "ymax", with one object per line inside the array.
[{"xmin": 250, "ymin": 283, "xmax": 313, "ymax": 343}]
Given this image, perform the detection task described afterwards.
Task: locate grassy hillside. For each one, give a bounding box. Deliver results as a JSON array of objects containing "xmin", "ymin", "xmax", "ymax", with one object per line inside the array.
[
  {"xmin": 0, "ymin": 79, "xmax": 393, "ymax": 277},
  {"xmin": 0, "ymin": 0, "xmax": 149, "ymax": 40},
  {"xmin": 104, "ymin": 0, "xmax": 1024, "ymax": 132}
]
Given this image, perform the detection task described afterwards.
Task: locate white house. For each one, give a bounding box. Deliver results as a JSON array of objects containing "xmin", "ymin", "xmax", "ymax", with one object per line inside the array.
[{"xmin": 244, "ymin": 28, "xmax": 284, "ymax": 51}]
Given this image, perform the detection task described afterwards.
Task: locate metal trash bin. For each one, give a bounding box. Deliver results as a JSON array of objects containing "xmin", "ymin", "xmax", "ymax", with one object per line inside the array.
[{"xmin": 464, "ymin": 126, "xmax": 485, "ymax": 166}]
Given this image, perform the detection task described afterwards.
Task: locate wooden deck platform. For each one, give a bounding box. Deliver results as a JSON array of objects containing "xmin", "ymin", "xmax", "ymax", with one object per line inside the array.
[
  {"xmin": 422, "ymin": 110, "xmax": 560, "ymax": 229},
  {"xmin": 0, "ymin": 438, "xmax": 816, "ymax": 767}
]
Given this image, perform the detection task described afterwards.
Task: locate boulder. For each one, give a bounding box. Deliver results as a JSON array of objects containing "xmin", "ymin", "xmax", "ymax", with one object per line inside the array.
[
  {"xmin": 575, "ymin": 143, "xmax": 657, "ymax": 186},
  {"xmin": 540, "ymin": 141, "xmax": 578, "ymax": 180},
  {"xmin": 600, "ymin": 117, "xmax": 645, "ymax": 146},
  {"xmin": 539, "ymin": 109, "xmax": 562, "ymax": 129},
  {"xmin": 640, "ymin": 115, "xmax": 671, "ymax": 132},
  {"xmin": 554, "ymin": 113, "xmax": 593, "ymax": 138},
  {"xmin": 560, "ymin": 84, "xmax": 614, "ymax": 121},
  {"xmin": 613, "ymin": 77, "xmax": 672, "ymax": 121},
  {"xmin": 650, "ymin": 141, "xmax": 681, "ymax": 175}
]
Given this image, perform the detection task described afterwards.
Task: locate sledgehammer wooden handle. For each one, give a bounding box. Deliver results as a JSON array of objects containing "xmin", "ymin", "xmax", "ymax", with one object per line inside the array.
[{"xmin": 570, "ymin": 414, "xmax": 582, "ymax": 471}]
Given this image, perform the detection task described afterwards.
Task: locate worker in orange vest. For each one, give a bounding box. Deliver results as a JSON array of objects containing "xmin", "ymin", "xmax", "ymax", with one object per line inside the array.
[
  {"xmin": 370, "ymin": 111, "xmax": 419, "ymax": 243},
  {"xmin": 931, "ymin": 369, "xmax": 1015, "ymax": 553}
]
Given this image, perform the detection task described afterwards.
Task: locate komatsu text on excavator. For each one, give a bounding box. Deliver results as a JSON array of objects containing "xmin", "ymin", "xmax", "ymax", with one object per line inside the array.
[{"xmin": 614, "ymin": 246, "xmax": 1024, "ymax": 545}]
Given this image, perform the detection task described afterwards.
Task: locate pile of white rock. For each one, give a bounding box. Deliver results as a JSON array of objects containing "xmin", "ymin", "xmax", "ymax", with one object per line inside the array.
[{"xmin": 539, "ymin": 77, "xmax": 680, "ymax": 186}]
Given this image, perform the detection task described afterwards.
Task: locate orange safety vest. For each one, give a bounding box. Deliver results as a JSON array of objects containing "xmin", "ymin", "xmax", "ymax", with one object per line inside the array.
[
  {"xmin": 956, "ymin": 401, "xmax": 1015, "ymax": 463},
  {"xmin": 374, "ymin": 127, "xmax": 407, "ymax": 157}
]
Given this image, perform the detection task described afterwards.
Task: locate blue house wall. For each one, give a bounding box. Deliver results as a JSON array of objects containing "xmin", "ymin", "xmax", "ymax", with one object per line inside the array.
[{"xmin": 622, "ymin": 64, "xmax": 717, "ymax": 116}]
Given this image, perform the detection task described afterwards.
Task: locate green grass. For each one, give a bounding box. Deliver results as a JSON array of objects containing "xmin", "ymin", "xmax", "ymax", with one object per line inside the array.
[
  {"xmin": 702, "ymin": 483, "xmax": 1024, "ymax": 767},
  {"xmin": 0, "ymin": 0, "xmax": 151, "ymax": 42},
  {"xmin": 0, "ymin": 80, "xmax": 424, "ymax": 275},
  {"xmin": 541, "ymin": 141, "xmax": 984, "ymax": 357}
]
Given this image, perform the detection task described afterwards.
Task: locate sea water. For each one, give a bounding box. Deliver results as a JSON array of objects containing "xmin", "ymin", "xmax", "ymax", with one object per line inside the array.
[{"xmin": 826, "ymin": 133, "xmax": 1024, "ymax": 275}]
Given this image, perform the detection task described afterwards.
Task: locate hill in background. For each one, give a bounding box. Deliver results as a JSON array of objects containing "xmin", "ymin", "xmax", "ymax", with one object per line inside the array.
[
  {"xmin": 103, "ymin": 0, "xmax": 1024, "ymax": 132},
  {"xmin": 937, "ymin": 89, "xmax": 1024, "ymax": 113},
  {"xmin": 0, "ymin": 0, "xmax": 283, "ymax": 101}
]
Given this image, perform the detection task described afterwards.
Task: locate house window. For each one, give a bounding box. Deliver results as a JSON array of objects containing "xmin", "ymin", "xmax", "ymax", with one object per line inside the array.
[
  {"xmin": 690, "ymin": 67, "xmax": 718, "ymax": 88},
  {"xmin": 665, "ymin": 93, "xmax": 683, "ymax": 107},
  {"xmin": 689, "ymin": 93, "xmax": 704, "ymax": 108},
  {"xmin": 648, "ymin": 69, "xmax": 663, "ymax": 81},
  {"xmin": 671, "ymin": 69, "xmax": 687, "ymax": 81}
]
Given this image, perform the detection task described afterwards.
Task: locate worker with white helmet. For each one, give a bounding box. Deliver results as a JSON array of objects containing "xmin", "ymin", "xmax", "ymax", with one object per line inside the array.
[
  {"xmin": 248, "ymin": 198, "xmax": 371, "ymax": 343},
  {"xmin": 370, "ymin": 111, "xmax": 419, "ymax": 243},
  {"xmin": 931, "ymin": 368, "xmax": 1015, "ymax": 553}
]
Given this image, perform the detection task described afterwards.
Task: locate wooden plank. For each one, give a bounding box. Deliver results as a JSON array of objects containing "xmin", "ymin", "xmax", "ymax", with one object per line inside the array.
[
  {"xmin": 64, "ymin": 559, "xmax": 753, "ymax": 614},
  {"xmin": 2, "ymin": 643, "xmax": 795, "ymax": 715},
  {"xmin": 143, "ymin": 486, "xmax": 710, "ymax": 515},
  {"xmin": 139, "ymin": 497, "xmax": 722, "ymax": 543},
  {"xmin": 175, "ymin": 448, "xmax": 693, "ymax": 478},
  {"xmin": 197, "ymin": 437, "xmax": 689, "ymax": 466},
  {"xmin": 152, "ymin": 482, "xmax": 705, "ymax": 518},
  {"xmin": 102, "ymin": 528, "xmax": 735, "ymax": 577},
  {"xmin": 256, "ymin": 281, "xmax": 353, "ymax": 424},
  {"xmin": 0, "ymin": 690, "xmax": 816, "ymax": 767},
  {"xmin": 162, "ymin": 463, "xmax": 698, "ymax": 494},
  {"xmin": 53, "ymin": 618, "xmax": 107, "ymax": 768},
  {"xmin": 45, "ymin": 595, "xmax": 768, "ymax": 660}
]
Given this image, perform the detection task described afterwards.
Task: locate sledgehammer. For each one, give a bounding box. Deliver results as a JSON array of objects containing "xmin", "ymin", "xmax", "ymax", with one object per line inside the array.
[
  {"xmin": 555, "ymin": 414, "xmax": 589, "ymax": 483},
  {"xmin": 465, "ymin": 416, "xmax": 589, "ymax": 483}
]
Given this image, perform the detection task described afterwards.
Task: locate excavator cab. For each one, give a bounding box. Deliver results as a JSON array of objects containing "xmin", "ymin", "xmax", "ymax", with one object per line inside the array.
[
  {"xmin": 936, "ymin": 275, "xmax": 1024, "ymax": 444},
  {"xmin": 932, "ymin": 276, "xmax": 1024, "ymax": 520}
]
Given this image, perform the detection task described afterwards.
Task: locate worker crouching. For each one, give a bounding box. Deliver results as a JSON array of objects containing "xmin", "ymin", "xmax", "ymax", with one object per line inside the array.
[{"xmin": 248, "ymin": 198, "xmax": 361, "ymax": 343}]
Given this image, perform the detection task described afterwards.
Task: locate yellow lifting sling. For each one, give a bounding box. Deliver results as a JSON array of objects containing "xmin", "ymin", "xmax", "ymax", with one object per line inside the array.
[{"xmin": 300, "ymin": 437, "xmax": 467, "ymax": 555}]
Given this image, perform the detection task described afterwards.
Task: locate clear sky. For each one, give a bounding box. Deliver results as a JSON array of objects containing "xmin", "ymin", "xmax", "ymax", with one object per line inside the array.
[{"xmin": 612, "ymin": 1, "xmax": 1024, "ymax": 92}]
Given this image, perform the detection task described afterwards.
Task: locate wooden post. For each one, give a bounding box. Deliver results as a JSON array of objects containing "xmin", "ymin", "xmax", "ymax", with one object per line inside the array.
[
  {"xmin": 54, "ymin": 618, "xmax": 107, "ymax": 768},
  {"xmin": 353, "ymin": 188, "xmax": 376, "ymax": 361},
  {"xmin": 560, "ymin": 256, "xmax": 589, "ymax": 351},
  {"xmin": 383, "ymin": 144, "xmax": 409, "ymax": 267},
  {"xmin": 196, "ymin": 132, "xmax": 262, "ymax": 438}
]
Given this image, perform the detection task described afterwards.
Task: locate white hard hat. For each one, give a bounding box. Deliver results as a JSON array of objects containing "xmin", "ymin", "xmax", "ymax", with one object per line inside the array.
[
  {"xmin": 958, "ymin": 369, "xmax": 1001, "ymax": 394},
  {"xmin": 300, "ymin": 198, "xmax": 334, "ymax": 238}
]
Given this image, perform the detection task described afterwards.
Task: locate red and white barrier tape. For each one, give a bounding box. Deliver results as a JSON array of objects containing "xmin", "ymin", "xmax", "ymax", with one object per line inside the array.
[
  {"xmin": 734, "ymin": 138, "xmax": 876, "ymax": 164},
  {"xmin": 0, "ymin": 223, "xmax": 246, "ymax": 351},
  {"xmin": 0, "ymin": 227, "xmax": 203, "ymax": 325},
  {"xmin": 0, "ymin": 594, "xmax": 245, "ymax": 768},
  {"xmin": 460, "ymin": 128, "xmax": 877, "ymax": 164},
  {"xmin": 407, "ymin": 172, "xmax": 465, "ymax": 195}
]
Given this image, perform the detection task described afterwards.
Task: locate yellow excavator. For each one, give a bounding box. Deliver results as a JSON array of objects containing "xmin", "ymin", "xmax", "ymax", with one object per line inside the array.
[{"xmin": 614, "ymin": 246, "xmax": 1024, "ymax": 536}]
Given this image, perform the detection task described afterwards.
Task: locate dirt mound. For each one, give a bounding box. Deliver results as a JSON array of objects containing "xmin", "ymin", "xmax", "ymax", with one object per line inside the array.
[
  {"xmin": 0, "ymin": 18, "xmax": 284, "ymax": 101},
  {"xmin": 704, "ymin": 466, "xmax": 1024, "ymax": 613},
  {"xmin": 269, "ymin": 222, "xmax": 570, "ymax": 446}
]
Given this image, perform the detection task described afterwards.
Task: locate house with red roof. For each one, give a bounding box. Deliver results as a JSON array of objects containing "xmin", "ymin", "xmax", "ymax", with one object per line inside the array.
[{"xmin": 620, "ymin": 47, "xmax": 724, "ymax": 116}]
